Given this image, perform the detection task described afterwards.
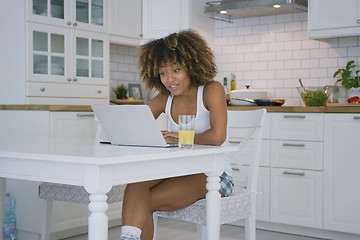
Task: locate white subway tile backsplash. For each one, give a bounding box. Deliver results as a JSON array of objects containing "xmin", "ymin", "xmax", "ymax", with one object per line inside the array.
[
  {"xmin": 268, "ymin": 23, "xmax": 285, "ymax": 33},
  {"xmin": 293, "ymin": 49, "xmax": 310, "ymax": 59},
  {"xmin": 276, "ymin": 32, "xmax": 293, "ymax": 41},
  {"xmin": 276, "ymin": 51, "xmax": 292, "ymax": 60},
  {"xmin": 284, "ymin": 60, "xmax": 301, "ymax": 69},
  {"xmin": 244, "ymin": 17, "xmax": 260, "ymax": 26},
  {"xmin": 348, "ymin": 47, "xmax": 360, "ymax": 57},
  {"xmin": 260, "ymin": 15, "xmax": 276, "ymax": 24},
  {"xmin": 329, "ymin": 47, "xmax": 348, "ymax": 58},
  {"xmin": 339, "ymin": 37, "xmax": 358, "ymax": 47},
  {"xmin": 215, "ymin": 13, "xmax": 359, "ymax": 106},
  {"xmin": 276, "ymin": 14, "xmax": 293, "ymax": 23},
  {"xmin": 310, "ymin": 49, "xmax": 328, "ymax": 59}
]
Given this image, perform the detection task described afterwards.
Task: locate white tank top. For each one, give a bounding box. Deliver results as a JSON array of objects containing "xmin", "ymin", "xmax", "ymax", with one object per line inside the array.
[
  {"xmin": 165, "ymin": 85, "xmax": 210, "ymax": 134},
  {"xmin": 164, "ymin": 85, "xmax": 232, "ymax": 175}
]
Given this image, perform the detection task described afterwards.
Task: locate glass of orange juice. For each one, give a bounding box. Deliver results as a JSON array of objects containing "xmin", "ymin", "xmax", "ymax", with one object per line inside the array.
[{"xmin": 178, "ymin": 115, "xmax": 195, "ymax": 149}]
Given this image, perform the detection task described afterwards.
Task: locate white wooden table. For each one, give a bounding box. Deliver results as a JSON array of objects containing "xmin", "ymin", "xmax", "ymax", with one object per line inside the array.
[{"xmin": 0, "ymin": 136, "xmax": 237, "ymax": 240}]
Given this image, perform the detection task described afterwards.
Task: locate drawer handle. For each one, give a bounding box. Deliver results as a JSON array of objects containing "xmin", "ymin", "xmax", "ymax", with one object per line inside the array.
[
  {"xmin": 283, "ymin": 171, "xmax": 305, "ymax": 176},
  {"xmin": 67, "ymin": 78, "xmax": 72, "ymax": 82},
  {"xmin": 354, "ymin": 116, "xmax": 360, "ymax": 120},
  {"xmin": 357, "ymin": 19, "xmax": 360, "ymax": 24},
  {"xmin": 73, "ymin": 22, "xmax": 78, "ymax": 27},
  {"xmin": 67, "ymin": 21, "xmax": 72, "ymax": 25},
  {"xmin": 76, "ymin": 114, "xmax": 95, "ymax": 118},
  {"xmin": 40, "ymin": 87, "xmax": 45, "ymax": 92},
  {"xmin": 97, "ymin": 90, "xmax": 102, "ymax": 94},
  {"xmin": 283, "ymin": 115, "xmax": 306, "ymax": 119},
  {"xmin": 283, "ymin": 143, "xmax": 305, "ymax": 147},
  {"xmin": 73, "ymin": 78, "xmax": 78, "ymax": 82}
]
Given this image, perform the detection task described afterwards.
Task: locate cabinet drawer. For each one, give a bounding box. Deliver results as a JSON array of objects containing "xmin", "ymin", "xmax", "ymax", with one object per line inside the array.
[
  {"xmin": 271, "ymin": 113, "xmax": 323, "ymax": 141},
  {"xmin": 270, "ymin": 168, "xmax": 322, "ymax": 228},
  {"xmin": 26, "ymin": 82, "xmax": 108, "ymax": 98},
  {"xmin": 271, "ymin": 140, "xmax": 323, "ymax": 170},
  {"xmin": 228, "ymin": 140, "xmax": 270, "ymax": 167}
]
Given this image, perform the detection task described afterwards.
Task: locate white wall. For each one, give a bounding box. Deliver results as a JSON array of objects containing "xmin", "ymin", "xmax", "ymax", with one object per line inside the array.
[{"xmin": 214, "ymin": 12, "xmax": 360, "ymax": 106}]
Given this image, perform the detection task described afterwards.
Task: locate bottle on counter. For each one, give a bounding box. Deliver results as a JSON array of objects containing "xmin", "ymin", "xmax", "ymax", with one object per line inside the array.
[
  {"xmin": 3, "ymin": 193, "xmax": 16, "ymax": 240},
  {"xmin": 223, "ymin": 77, "xmax": 230, "ymax": 105},
  {"xmin": 230, "ymin": 73, "xmax": 236, "ymax": 91}
]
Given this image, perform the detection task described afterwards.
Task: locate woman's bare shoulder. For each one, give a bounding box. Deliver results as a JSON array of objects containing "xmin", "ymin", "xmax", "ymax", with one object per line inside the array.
[{"xmin": 204, "ymin": 81, "xmax": 225, "ymax": 95}]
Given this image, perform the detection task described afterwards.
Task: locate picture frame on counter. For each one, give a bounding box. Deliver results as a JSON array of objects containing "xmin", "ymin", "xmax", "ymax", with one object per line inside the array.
[{"xmin": 128, "ymin": 83, "xmax": 143, "ymax": 100}]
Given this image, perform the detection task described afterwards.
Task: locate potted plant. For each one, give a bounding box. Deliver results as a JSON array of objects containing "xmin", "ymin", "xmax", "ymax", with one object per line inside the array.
[
  {"xmin": 333, "ymin": 60, "xmax": 360, "ymax": 103},
  {"xmin": 113, "ymin": 84, "xmax": 128, "ymax": 100}
]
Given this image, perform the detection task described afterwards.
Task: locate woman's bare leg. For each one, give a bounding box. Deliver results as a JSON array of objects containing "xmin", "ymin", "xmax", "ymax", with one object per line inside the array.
[{"xmin": 121, "ymin": 174, "xmax": 208, "ymax": 240}]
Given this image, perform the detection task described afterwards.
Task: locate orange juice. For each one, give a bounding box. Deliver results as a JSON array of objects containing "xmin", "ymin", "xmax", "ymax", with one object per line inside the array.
[{"xmin": 179, "ymin": 130, "xmax": 195, "ymax": 148}]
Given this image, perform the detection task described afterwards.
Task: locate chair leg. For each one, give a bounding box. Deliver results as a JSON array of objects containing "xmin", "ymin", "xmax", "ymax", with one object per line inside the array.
[
  {"xmin": 244, "ymin": 215, "xmax": 256, "ymax": 240},
  {"xmin": 152, "ymin": 214, "xmax": 158, "ymax": 240},
  {"xmin": 196, "ymin": 224, "xmax": 207, "ymax": 240},
  {"xmin": 40, "ymin": 200, "xmax": 53, "ymax": 240}
]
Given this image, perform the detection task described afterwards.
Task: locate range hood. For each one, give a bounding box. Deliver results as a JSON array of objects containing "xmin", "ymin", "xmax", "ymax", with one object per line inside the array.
[{"xmin": 205, "ymin": 0, "xmax": 308, "ymax": 19}]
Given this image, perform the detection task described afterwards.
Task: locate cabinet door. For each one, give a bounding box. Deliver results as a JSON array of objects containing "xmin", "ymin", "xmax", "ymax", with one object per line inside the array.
[
  {"xmin": 109, "ymin": 0, "xmax": 141, "ymax": 39},
  {"xmin": 308, "ymin": 0, "xmax": 360, "ymax": 38},
  {"xmin": 50, "ymin": 112, "xmax": 98, "ymax": 138},
  {"xmin": 323, "ymin": 114, "xmax": 360, "ymax": 234},
  {"xmin": 231, "ymin": 166, "xmax": 270, "ymax": 222},
  {"xmin": 27, "ymin": 0, "xmax": 108, "ymax": 33},
  {"xmin": 71, "ymin": 30, "xmax": 109, "ymax": 85},
  {"xmin": 27, "ymin": 23, "xmax": 70, "ymax": 83},
  {"xmin": 142, "ymin": 0, "xmax": 190, "ymax": 40},
  {"xmin": 270, "ymin": 168, "xmax": 322, "ymax": 228}
]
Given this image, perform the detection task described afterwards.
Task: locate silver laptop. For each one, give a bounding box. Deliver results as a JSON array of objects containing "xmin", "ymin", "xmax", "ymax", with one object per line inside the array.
[{"xmin": 92, "ymin": 105, "xmax": 178, "ymax": 148}]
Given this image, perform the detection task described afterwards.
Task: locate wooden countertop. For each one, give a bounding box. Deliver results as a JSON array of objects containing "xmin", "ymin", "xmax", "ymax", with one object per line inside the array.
[
  {"xmin": 1, "ymin": 104, "xmax": 360, "ymax": 113},
  {"xmin": 0, "ymin": 105, "xmax": 93, "ymax": 111}
]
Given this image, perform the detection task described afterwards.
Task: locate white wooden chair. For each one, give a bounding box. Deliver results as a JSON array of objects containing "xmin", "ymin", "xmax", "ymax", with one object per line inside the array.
[{"xmin": 153, "ymin": 109, "xmax": 266, "ymax": 240}]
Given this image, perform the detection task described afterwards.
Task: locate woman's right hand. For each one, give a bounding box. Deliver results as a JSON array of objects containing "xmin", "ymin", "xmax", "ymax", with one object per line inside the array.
[{"xmin": 161, "ymin": 130, "xmax": 179, "ymax": 144}]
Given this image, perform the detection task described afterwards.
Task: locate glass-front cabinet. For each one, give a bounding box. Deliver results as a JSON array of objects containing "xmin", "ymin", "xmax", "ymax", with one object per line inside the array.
[
  {"xmin": 28, "ymin": 23, "xmax": 108, "ymax": 85},
  {"xmin": 27, "ymin": 23, "xmax": 109, "ymax": 103},
  {"xmin": 27, "ymin": 0, "xmax": 107, "ymax": 33}
]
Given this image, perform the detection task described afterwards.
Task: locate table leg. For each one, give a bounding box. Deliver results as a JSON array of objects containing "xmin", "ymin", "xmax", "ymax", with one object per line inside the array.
[
  {"xmin": 205, "ymin": 172, "xmax": 221, "ymax": 240},
  {"xmin": 0, "ymin": 178, "xmax": 6, "ymax": 240},
  {"xmin": 87, "ymin": 193, "xmax": 109, "ymax": 240}
]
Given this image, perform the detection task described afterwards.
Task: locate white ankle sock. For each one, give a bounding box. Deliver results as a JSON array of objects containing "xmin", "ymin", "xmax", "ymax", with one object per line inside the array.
[{"xmin": 120, "ymin": 225, "xmax": 142, "ymax": 240}]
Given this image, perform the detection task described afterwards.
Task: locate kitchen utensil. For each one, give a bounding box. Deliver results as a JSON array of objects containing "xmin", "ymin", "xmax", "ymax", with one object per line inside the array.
[
  {"xmin": 229, "ymin": 89, "xmax": 267, "ymax": 106},
  {"xmin": 299, "ymin": 78, "xmax": 306, "ymax": 92},
  {"xmin": 230, "ymin": 97, "xmax": 285, "ymax": 106}
]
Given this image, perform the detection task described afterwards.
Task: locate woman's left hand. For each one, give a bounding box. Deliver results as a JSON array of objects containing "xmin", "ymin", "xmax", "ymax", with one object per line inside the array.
[{"xmin": 161, "ymin": 130, "xmax": 179, "ymax": 144}]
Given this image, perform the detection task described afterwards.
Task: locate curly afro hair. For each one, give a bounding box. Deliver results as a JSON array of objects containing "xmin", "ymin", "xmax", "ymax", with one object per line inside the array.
[{"xmin": 138, "ymin": 29, "xmax": 218, "ymax": 94}]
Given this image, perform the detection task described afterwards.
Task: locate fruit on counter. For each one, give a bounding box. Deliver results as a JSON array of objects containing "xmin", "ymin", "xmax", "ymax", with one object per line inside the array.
[
  {"xmin": 347, "ymin": 96, "xmax": 360, "ymax": 104},
  {"xmin": 128, "ymin": 97, "xmax": 135, "ymax": 101},
  {"xmin": 120, "ymin": 97, "xmax": 127, "ymax": 100}
]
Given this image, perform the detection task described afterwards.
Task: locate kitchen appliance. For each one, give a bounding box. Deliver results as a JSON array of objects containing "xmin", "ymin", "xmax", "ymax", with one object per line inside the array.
[
  {"xmin": 231, "ymin": 98, "xmax": 285, "ymax": 106},
  {"xmin": 205, "ymin": 0, "xmax": 308, "ymax": 19}
]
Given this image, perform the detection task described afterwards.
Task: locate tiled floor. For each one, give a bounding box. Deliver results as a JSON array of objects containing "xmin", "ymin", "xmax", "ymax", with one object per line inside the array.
[{"xmin": 63, "ymin": 217, "xmax": 324, "ymax": 240}]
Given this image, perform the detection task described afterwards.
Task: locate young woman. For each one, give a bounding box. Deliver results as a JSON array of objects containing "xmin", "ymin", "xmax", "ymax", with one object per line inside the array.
[{"xmin": 120, "ymin": 29, "xmax": 234, "ymax": 240}]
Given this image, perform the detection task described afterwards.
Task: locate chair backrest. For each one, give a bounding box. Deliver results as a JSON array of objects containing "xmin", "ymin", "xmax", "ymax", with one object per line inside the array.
[{"xmin": 227, "ymin": 109, "xmax": 266, "ymax": 193}]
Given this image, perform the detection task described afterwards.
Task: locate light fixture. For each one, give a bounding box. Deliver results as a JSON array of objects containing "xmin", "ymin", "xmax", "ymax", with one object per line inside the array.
[
  {"xmin": 220, "ymin": 10, "xmax": 227, "ymax": 14},
  {"xmin": 273, "ymin": 4, "xmax": 281, "ymax": 8}
]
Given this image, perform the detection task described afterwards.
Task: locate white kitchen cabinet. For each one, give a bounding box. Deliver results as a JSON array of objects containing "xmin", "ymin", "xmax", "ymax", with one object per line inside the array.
[
  {"xmin": 1, "ymin": 2, "xmax": 109, "ymax": 105},
  {"xmin": 323, "ymin": 114, "xmax": 360, "ymax": 235},
  {"xmin": 26, "ymin": 22, "xmax": 109, "ymax": 104},
  {"xmin": 308, "ymin": 0, "xmax": 360, "ymax": 39},
  {"xmin": 141, "ymin": 0, "xmax": 215, "ymax": 47},
  {"xmin": 270, "ymin": 168, "xmax": 323, "ymax": 228},
  {"xmin": 271, "ymin": 113, "xmax": 323, "ymax": 141},
  {"xmin": 27, "ymin": 0, "xmax": 108, "ymax": 34},
  {"xmin": 109, "ymin": 0, "xmax": 142, "ymax": 45}
]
